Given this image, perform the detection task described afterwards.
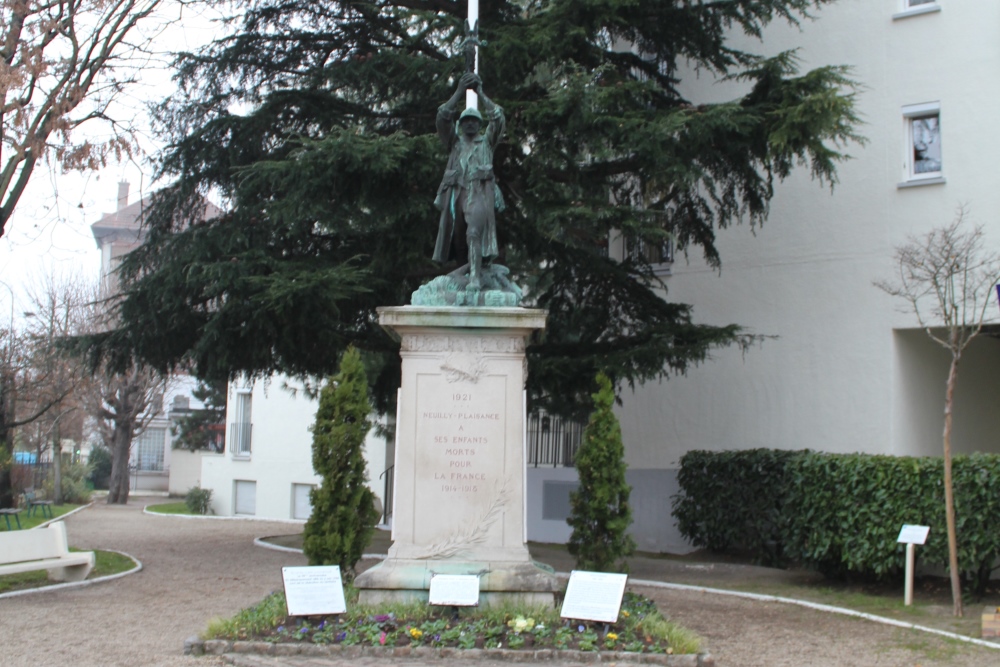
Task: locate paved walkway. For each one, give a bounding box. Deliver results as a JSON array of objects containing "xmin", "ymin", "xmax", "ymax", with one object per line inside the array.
[{"xmin": 0, "ymin": 499, "xmax": 997, "ymax": 667}]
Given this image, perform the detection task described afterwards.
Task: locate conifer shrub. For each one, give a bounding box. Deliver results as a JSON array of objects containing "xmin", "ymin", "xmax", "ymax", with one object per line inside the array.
[
  {"xmin": 303, "ymin": 347, "xmax": 379, "ymax": 580},
  {"xmin": 567, "ymin": 372, "xmax": 635, "ymax": 572}
]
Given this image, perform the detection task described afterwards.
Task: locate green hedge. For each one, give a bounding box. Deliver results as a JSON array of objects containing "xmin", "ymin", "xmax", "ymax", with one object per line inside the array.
[
  {"xmin": 672, "ymin": 449, "xmax": 805, "ymax": 567},
  {"xmin": 672, "ymin": 449, "xmax": 1000, "ymax": 593}
]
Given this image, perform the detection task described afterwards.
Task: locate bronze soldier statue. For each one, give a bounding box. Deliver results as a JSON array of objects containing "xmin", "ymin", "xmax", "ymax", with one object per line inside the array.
[{"xmin": 432, "ymin": 71, "xmax": 506, "ymax": 291}]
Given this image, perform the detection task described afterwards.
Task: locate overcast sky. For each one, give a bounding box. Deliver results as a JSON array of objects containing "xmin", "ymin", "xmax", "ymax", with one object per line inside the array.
[{"xmin": 0, "ymin": 3, "xmax": 225, "ymax": 324}]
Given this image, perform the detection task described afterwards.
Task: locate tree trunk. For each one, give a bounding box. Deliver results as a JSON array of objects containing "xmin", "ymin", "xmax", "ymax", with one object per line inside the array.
[
  {"xmin": 107, "ymin": 422, "xmax": 132, "ymax": 505},
  {"xmin": 52, "ymin": 429, "xmax": 63, "ymax": 505},
  {"xmin": 0, "ymin": 375, "xmax": 14, "ymax": 509},
  {"xmin": 943, "ymin": 352, "xmax": 963, "ymax": 617}
]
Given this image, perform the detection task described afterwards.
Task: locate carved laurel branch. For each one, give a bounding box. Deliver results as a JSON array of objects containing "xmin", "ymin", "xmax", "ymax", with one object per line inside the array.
[
  {"xmin": 441, "ymin": 355, "xmax": 488, "ymax": 384},
  {"xmin": 413, "ymin": 476, "xmax": 511, "ymax": 560}
]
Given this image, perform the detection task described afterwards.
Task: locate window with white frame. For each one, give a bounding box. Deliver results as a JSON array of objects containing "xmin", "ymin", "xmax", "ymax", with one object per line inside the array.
[
  {"xmin": 291, "ymin": 483, "xmax": 315, "ymax": 520},
  {"xmin": 230, "ymin": 390, "xmax": 253, "ymax": 457},
  {"xmin": 894, "ymin": 0, "xmax": 940, "ymax": 20},
  {"xmin": 902, "ymin": 103, "xmax": 942, "ymax": 184},
  {"xmin": 234, "ymin": 480, "xmax": 257, "ymax": 515},
  {"xmin": 135, "ymin": 427, "xmax": 166, "ymax": 471}
]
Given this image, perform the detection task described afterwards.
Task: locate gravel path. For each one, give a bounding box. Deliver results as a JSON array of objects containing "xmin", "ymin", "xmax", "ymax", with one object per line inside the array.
[{"xmin": 1, "ymin": 500, "xmax": 997, "ymax": 667}]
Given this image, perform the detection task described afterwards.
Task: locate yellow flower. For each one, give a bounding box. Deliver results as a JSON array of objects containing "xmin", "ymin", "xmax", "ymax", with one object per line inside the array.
[
  {"xmin": 506, "ymin": 615, "xmax": 535, "ymax": 633},
  {"xmin": 622, "ymin": 611, "xmax": 630, "ymax": 617},
  {"xmin": 606, "ymin": 633, "xmax": 618, "ymax": 641},
  {"xmin": 409, "ymin": 627, "xmax": 423, "ymax": 639}
]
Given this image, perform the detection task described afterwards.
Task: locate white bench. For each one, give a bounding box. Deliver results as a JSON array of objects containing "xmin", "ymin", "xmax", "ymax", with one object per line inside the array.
[{"xmin": 0, "ymin": 521, "xmax": 95, "ymax": 582}]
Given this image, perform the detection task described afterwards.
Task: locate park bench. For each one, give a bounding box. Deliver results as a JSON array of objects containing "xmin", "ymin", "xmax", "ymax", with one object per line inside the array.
[
  {"xmin": 0, "ymin": 521, "xmax": 95, "ymax": 582},
  {"xmin": 0, "ymin": 507, "xmax": 21, "ymax": 530},
  {"xmin": 24, "ymin": 489, "xmax": 53, "ymax": 519}
]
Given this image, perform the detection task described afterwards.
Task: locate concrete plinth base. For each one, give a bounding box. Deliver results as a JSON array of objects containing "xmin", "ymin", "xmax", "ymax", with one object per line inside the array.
[
  {"xmin": 356, "ymin": 558, "xmax": 558, "ymax": 607},
  {"xmin": 356, "ymin": 306, "xmax": 557, "ymax": 607}
]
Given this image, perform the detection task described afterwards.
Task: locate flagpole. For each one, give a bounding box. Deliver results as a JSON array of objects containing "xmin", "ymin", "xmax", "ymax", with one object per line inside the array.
[{"xmin": 466, "ymin": 0, "xmax": 479, "ymax": 110}]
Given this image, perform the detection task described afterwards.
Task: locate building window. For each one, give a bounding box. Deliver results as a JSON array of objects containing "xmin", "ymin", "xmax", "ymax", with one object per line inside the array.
[
  {"xmin": 291, "ymin": 484, "xmax": 315, "ymax": 520},
  {"xmin": 135, "ymin": 427, "xmax": 166, "ymax": 471},
  {"xmin": 230, "ymin": 390, "xmax": 252, "ymax": 457},
  {"xmin": 234, "ymin": 480, "xmax": 257, "ymax": 515},
  {"xmin": 900, "ymin": 103, "xmax": 944, "ymax": 187},
  {"xmin": 625, "ymin": 235, "xmax": 674, "ymax": 270},
  {"xmin": 894, "ymin": 0, "xmax": 940, "ymax": 20}
]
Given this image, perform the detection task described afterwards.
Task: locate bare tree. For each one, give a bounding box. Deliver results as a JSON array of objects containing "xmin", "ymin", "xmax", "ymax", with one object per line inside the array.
[
  {"xmin": 875, "ymin": 206, "xmax": 1000, "ymax": 617},
  {"xmin": 0, "ymin": 273, "xmax": 91, "ymax": 506},
  {"xmin": 0, "ymin": 0, "xmax": 167, "ymax": 236},
  {"xmin": 88, "ymin": 363, "xmax": 164, "ymax": 503},
  {"xmin": 21, "ymin": 274, "xmax": 92, "ymax": 502}
]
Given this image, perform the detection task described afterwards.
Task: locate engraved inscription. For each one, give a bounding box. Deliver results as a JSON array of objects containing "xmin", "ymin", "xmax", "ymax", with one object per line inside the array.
[{"xmin": 403, "ymin": 335, "xmax": 525, "ymax": 354}]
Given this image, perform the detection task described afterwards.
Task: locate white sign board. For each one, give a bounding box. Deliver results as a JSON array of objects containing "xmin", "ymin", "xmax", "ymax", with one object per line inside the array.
[
  {"xmin": 429, "ymin": 574, "xmax": 480, "ymax": 606},
  {"xmin": 560, "ymin": 571, "xmax": 628, "ymax": 623},
  {"xmin": 281, "ymin": 566, "xmax": 347, "ymax": 616},
  {"xmin": 897, "ymin": 524, "xmax": 930, "ymax": 545}
]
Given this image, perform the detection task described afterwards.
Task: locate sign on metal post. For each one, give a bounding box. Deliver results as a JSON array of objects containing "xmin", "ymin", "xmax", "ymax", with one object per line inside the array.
[{"xmin": 897, "ymin": 524, "xmax": 930, "ymax": 606}]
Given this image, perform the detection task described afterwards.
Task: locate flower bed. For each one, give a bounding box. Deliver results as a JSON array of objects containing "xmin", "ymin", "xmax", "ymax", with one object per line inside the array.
[{"xmin": 202, "ymin": 590, "xmax": 701, "ymax": 656}]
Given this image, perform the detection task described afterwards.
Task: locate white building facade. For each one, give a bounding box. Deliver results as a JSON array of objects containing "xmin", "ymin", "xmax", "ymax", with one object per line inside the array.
[
  {"xmin": 201, "ymin": 376, "xmax": 389, "ymax": 521},
  {"xmin": 601, "ymin": 0, "xmax": 1000, "ymax": 552}
]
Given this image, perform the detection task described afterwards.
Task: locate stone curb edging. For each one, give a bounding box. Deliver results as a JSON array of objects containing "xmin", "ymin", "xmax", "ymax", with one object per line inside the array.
[
  {"xmin": 143, "ymin": 506, "xmax": 307, "ymax": 525},
  {"xmin": 253, "ymin": 536, "xmax": 386, "ymax": 561},
  {"xmin": 0, "ymin": 549, "xmax": 143, "ymax": 600},
  {"xmin": 31, "ymin": 501, "xmax": 94, "ymax": 529},
  {"xmin": 183, "ymin": 637, "xmax": 714, "ymax": 666},
  {"xmin": 622, "ymin": 577, "xmax": 1000, "ymax": 652}
]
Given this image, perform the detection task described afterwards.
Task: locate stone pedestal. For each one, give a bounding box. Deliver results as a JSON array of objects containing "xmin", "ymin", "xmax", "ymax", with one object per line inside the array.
[{"xmin": 355, "ymin": 306, "xmax": 558, "ymax": 606}]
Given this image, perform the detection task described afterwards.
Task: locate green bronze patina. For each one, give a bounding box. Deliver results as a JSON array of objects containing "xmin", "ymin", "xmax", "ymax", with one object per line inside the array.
[{"xmin": 412, "ymin": 27, "xmax": 525, "ymax": 308}]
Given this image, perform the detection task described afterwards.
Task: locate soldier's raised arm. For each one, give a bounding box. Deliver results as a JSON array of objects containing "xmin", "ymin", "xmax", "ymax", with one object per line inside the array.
[{"xmin": 437, "ymin": 72, "xmax": 480, "ymax": 144}]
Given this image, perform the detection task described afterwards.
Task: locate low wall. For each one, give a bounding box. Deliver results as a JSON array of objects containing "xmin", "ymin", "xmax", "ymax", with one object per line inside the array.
[
  {"xmin": 525, "ymin": 467, "xmax": 693, "ymax": 554},
  {"xmin": 169, "ymin": 450, "xmax": 209, "ymax": 496}
]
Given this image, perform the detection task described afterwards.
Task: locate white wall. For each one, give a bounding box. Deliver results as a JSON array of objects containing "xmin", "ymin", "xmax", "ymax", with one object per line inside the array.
[
  {"xmin": 168, "ymin": 449, "xmax": 208, "ymax": 496},
  {"xmin": 201, "ymin": 376, "xmax": 389, "ymax": 521},
  {"xmin": 619, "ymin": 1, "xmax": 1000, "ymax": 471}
]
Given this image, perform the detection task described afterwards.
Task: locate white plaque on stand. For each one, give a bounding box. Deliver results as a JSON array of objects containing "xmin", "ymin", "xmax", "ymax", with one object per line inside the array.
[
  {"xmin": 282, "ymin": 566, "xmax": 347, "ymax": 616},
  {"xmin": 560, "ymin": 571, "xmax": 628, "ymax": 623},
  {"xmin": 897, "ymin": 525, "xmax": 930, "ymax": 545},
  {"xmin": 429, "ymin": 574, "xmax": 480, "ymax": 606}
]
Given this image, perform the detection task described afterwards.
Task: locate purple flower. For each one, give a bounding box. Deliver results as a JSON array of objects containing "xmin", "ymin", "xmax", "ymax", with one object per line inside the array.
[
  {"xmin": 433, "ymin": 634, "xmax": 441, "ymax": 642},
  {"xmin": 318, "ymin": 620, "xmax": 326, "ymax": 630},
  {"xmin": 578, "ymin": 625, "xmax": 585, "ymax": 633},
  {"xmin": 276, "ymin": 626, "xmax": 285, "ymax": 633},
  {"xmin": 299, "ymin": 626, "xmax": 309, "ymax": 634},
  {"xmin": 374, "ymin": 614, "xmax": 391, "ymax": 623},
  {"xmin": 335, "ymin": 631, "xmax": 347, "ymax": 642}
]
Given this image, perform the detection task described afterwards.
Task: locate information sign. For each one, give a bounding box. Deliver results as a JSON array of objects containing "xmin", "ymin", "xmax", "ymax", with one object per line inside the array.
[
  {"xmin": 897, "ymin": 524, "xmax": 930, "ymax": 545},
  {"xmin": 560, "ymin": 571, "xmax": 628, "ymax": 623},
  {"xmin": 429, "ymin": 574, "xmax": 481, "ymax": 606},
  {"xmin": 281, "ymin": 566, "xmax": 347, "ymax": 616}
]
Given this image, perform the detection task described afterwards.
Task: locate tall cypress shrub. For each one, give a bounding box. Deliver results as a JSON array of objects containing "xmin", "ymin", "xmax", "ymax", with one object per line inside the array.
[
  {"xmin": 567, "ymin": 372, "xmax": 635, "ymax": 572},
  {"xmin": 303, "ymin": 347, "xmax": 378, "ymax": 579}
]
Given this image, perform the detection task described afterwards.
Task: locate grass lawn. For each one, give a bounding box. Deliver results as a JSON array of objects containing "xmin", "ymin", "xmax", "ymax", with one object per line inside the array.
[
  {"xmin": 145, "ymin": 501, "xmax": 197, "ymax": 515},
  {"xmin": 0, "ymin": 549, "xmax": 136, "ymax": 594},
  {"xmin": 0, "ymin": 503, "xmax": 82, "ymax": 531}
]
